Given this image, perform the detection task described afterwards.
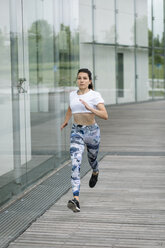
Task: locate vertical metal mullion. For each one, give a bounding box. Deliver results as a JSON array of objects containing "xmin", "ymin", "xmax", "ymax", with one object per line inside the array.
[
  {"xmin": 114, "ymin": 0, "xmax": 118, "ymax": 104},
  {"xmin": 21, "ymin": 0, "xmax": 28, "ymax": 185},
  {"xmin": 35, "ymin": 1, "xmax": 40, "ymax": 112},
  {"xmin": 92, "ymin": 0, "xmax": 96, "ymax": 88},
  {"xmin": 52, "ymin": 0, "xmax": 57, "ymax": 89},
  {"xmin": 164, "ymin": 0, "xmax": 165, "ymax": 98},
  {"xmin": 151, "ymin": 0, "xmax": 155, "ymax": 99},
  {"xmin": 134, "ymin": 0, "xmax": 137, "ymax": 102}
]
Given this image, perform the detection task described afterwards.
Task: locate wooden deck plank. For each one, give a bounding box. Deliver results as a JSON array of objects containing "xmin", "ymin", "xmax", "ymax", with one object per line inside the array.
[
  {"xmin": 9, "ymin": 101, "xmax": 165, "ymax": 248},
  {"xmin": 9, "ymin": 155, "xmax": 165, "ymax": 248}
]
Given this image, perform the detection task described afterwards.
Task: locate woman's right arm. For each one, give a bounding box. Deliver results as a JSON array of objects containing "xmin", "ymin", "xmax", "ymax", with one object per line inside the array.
[{"xmin": 61, "ymin": 106, "xmax": 72, "ymax": 130}]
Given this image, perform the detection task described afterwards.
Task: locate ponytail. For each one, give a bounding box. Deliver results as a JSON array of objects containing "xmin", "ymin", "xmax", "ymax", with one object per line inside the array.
[{"xmin": 88, "ymin": 82, "xmax": 94, "ymax": 90}]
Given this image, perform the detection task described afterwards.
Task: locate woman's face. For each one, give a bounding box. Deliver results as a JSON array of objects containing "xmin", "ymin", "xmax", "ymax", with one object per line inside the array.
[{"xmin": 77, "ymin": 72, "xmax": 91, "ymax": 90}]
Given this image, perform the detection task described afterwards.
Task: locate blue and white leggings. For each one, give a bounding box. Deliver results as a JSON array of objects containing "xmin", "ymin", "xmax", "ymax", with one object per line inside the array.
[{"xmin": 70, "ymin": 123, "xmax": 100, "ymax": 197}]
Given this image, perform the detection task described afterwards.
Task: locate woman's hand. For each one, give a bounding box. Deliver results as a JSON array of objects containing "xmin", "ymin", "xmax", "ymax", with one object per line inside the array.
[
  {"xmin": 79, "ymin": 99, "xmax": 92, "ymax": 111},
  {"xmin": 80, "ymin": 99, "xmax": 108, "ymax": 120},
  {"xmin": 61, "ymin": 122, "xmax": 68, "ymax": 130},
  {"xmin": 61, "ymin": 106, "xmax": 72, "ymax": 130}
]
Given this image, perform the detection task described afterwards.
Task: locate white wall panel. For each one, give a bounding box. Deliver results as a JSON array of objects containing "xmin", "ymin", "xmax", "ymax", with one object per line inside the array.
[
  {"xmin": 95, "ymin": 46, "xmax": 116, "ymax": 105},
  {"xmin": 137, "ymin": 50, "xmax": 149, "ymax": 100}
]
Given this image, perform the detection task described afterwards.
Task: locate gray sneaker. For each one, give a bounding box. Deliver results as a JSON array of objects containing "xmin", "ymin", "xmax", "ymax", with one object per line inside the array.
[{"xmin": 67, "ymin": 198, "xmax": 80, "ymax": 213}]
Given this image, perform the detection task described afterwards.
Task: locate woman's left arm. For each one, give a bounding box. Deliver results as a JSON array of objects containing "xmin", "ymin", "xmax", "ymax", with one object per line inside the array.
[{"xmin": 79, "ymin": 99, "xmax": 108, "ymax": 120}]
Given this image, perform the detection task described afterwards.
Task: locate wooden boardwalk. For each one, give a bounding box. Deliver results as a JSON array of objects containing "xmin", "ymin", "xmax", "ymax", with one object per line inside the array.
[{"xmin": 9, "ymin": 101, "xmax": 165, "ymax": 248}]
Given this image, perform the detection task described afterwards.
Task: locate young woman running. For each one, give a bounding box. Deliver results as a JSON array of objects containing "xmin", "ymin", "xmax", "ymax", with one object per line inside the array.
[{"xmin": 61, "ymin": 68, "xmax": 108, "ymax": 212}]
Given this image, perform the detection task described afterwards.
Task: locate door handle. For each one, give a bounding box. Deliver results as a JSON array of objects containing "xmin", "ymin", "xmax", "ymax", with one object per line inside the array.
[{"xmin": 17, "ymin": 78, "xmax": 27, "ymax": 93}]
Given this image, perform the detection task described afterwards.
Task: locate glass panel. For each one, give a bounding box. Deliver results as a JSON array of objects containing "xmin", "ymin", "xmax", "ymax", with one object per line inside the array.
[
  {"xmin": 18, "ymin": 0, "xmax": 31, "ymax": 169},
  {"xmin": 136, "ymin": 0, "xmax": 148, "ymax": 46},
  {"xmin": 79, "ymin": 0, "xmax": 92, "ymax": 43},
  {"xmin": 79, "ymin": 1, "xmax": 93, "ymax": 74},
  {"xmin": 0, "ymin": 0, "xmax": 79, "ymax": 206},
  {"xmin": 9, "ymin": 0, "xmax": 27, "ymax": 184},
  {"xmin": 0, "ymin": 0, "xmax": 30, "ymax": 205},
  {"xmin": 153, "ymin": 0, "xmax": 164, "ymax": 48},
  {"xmin": 0, "ymin": 1, "xmax": 13, "ymax": 177},
  {"xmin": 147, "ymin": 0, "xmax": 152, "ymax": 48},
  {"xmin": 24, "ymin": 0, "xmax": 80, "ymax": 185},
  {"xmin": 116, "ymin": 0, "xmax": 134, "ymax": 45},
  {"xmin": 153, "ymin": 49, "xmax": 165, "ymax": 98},
  {"xmin": 94, "ymin": 0, "xmax": 115, "ymax": 43},
  {"xmin": 148, "ymin": 48, "xmax": 153, "ymax": 99},
  {"xmin": 147, "ymin": 0, "xmax": 153, "ymax": 99}
]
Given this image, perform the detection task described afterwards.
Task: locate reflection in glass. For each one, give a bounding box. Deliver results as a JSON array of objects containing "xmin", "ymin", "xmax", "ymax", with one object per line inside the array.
[
  {"xmin": 26, "ymin": 0, "xmax": 79, "ymax": 181},
  {"xmin": 153, "ymin": 0, "xmax": 164, "ymax": 48},
  {"xmin": 147, "ymin": 0, "xmax": 165, "ymax": 99},
  {"xmin": 153, "ymin": 49, "xmax": 164, "ymax": 98},
  {"xmin": 0, "ymin": 0, "xmax": 13, "ymax": 178},
  {"xmin": 0, "ymin": 0, "xmax": 79, "ymax": 206}
]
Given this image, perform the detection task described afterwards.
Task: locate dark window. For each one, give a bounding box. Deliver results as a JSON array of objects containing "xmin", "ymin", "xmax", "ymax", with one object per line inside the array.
[{"xmin": 118, "ymin": 53, "xmax": 124, "ymax": 97}]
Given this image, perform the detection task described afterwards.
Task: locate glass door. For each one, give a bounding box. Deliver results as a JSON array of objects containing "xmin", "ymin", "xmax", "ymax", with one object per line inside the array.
[{"xmin": 10, "ymin": 0, "xmax": 31, "ymax": 185}]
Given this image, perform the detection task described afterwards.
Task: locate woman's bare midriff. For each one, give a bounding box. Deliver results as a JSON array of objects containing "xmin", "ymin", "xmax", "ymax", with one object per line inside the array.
[{"xmin": 73, "ymin": 113, "xmax": 95, "ymax": 126}]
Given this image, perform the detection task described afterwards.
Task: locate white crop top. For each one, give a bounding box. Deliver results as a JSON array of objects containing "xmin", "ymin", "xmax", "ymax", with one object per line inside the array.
[{"xmin": 69, "ymin": 89, "xmax": 104, "ymax": 114}]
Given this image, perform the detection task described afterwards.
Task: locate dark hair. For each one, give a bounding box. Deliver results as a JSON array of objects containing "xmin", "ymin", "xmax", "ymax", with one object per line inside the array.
[{"xmin": 77, "ymin": 68, "xmax": 94, "ymax": 90}]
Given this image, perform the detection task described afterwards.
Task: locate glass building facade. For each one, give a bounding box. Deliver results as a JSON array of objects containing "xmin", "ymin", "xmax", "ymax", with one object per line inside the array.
[{"xmin": 0, "ymin": 0, "xmax": 164, "ymax": 206}]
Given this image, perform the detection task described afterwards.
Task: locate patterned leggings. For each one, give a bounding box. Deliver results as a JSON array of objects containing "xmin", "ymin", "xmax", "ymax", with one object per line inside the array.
[{"xmin": 70, "ymin": 123, "xmax": 100, "ymax": 196}]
